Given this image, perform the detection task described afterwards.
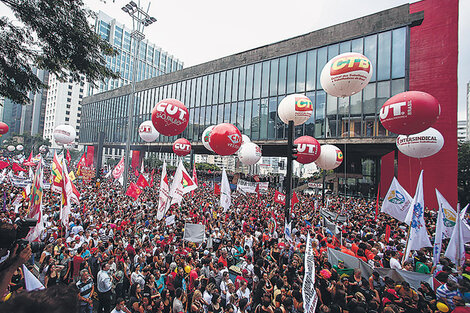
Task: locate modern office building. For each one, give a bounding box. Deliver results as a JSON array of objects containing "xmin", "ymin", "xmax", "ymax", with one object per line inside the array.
[
  {"xmin": 458, "ymin": 120, "xmax": 467, "ymax": 142},
  {"xmin": 80, "ymin": 0, "xmax": 458, "ymax": 208},
  {"xmin": 43, "ymin": 11, "xmax": 184, "ymax": 149}
]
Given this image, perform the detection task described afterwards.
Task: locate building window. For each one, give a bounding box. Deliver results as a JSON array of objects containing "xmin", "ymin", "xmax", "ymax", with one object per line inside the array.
[
  {"xmin": 66, "ymin": 111, "xmax": 70, "ymax": 115},
  {"xmin": 68, "ymin": 92, "xmax": 72, "ymax": 96},
  {"xmin": 67, "ymin": 98, "xmax": 71, "ymax": 102},
  {"xmin": 65, "ymin": 117, "xmax": 70, "ymax": 121}
]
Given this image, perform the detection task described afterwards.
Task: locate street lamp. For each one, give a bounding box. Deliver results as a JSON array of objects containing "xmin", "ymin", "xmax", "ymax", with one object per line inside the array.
[{"xmin": 121, "ymin": 0, "xmax": 157, "ymax": 188}]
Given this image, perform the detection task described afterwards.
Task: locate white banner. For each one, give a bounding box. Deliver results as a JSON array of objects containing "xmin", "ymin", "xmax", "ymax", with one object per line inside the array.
[
  {"xmin": 165, "ymin": 214, "xmax": 176, "ymax": 226},
  {"xmin": 308, "ymin": 182, "xmax": 323, "ymax": 189},
  {"xmin": 236, "ymin": 179, "xmax": 269, "ymax": 193},
  {"xmin": 183, "ymin": 223, "xmax": 206, "ymax": 243},
  {"xmin": 303, "ymin": 233, "xmax": 318, "ymax": 313},
  {"xmin": 381, "ymin": 177, "xmax": 412, "ymax": 223}
]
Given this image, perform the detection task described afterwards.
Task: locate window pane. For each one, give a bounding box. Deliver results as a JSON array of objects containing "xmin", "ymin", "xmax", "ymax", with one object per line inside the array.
[
  {"xmin": 201, "ymin": 76, "xmax": 207, "ymax": 106},
  {"xmin": 377, "ymin": 81, "xmax": 390, "ymax": 111},
  {"xmin": 261, "ymin": 61, "xmax": 270, "ymax": 98},
  {"xmin": 217, "ymin": 104, "xmax": 224, "ymax": 124},
  {"xmin": 269, "ymin": 59, "xmax": 279, "ymax": 96},
  {"xmin": 232, "ymin": 68, "xmax": 239, "ymax": 102},
  {"xmin": 328, "ymin": 44, "xmax": 339, "ymax": 59},
  {"xmin": 287, "ymin": 55, "xmax": 296, "ymax": 94},
  {"xmin": 377, "ymin": 31, "xmax": 391, "ymax": 81},
  {"xmin": 363, "ymin": 83, "xmax": 376, "ymax": 115},
  {"xmin": 238, "ymin": 67, "xmax": 246, "ymax": 100},
  {"xmin": 219, "ymin": 72, "xmax": 226, "ymax": 104},
  {"xmin": 315, "ymin": 91, "xmax": 326, "ymax": 138},
  {"xmin": 268, "ymin": 97, "xmax": 277, "ymax": 139},
  {"xmin": 212, "ymin": 73, "xmax": 219, "ymax": 104},
  {"xmin": 296, "ymin": 52, "xmax": 306, "ymax": 93},
  {"xmin": 278, "ymin": 57, "xmax": 287, "ymax": 95},
  {"xmin": 392, "ymin": 27, "xmax": 406, "ymax": 78},
  {"xmin": 207, "ymin": 75, "xmax": 213, "ymax": 105},
  {"xmin": 225, "ymin": 70, "xmax": 232, "ymax": 103},
  {"xmin": 340, "ymin": 41, "xmax": 351, "ymax": 54},
  {"xmin": 211, "ymin": 105, "xmax": 217, "ymax": 125},
  {"xmin": 244, "ymin": 100, "xmax": 252, "ymax": 135},
  {"xmin": 350, "ymin": 90, "xmax": 362, "ymax": 115},
  {"xmin": 237, "ymin": 101, "xmax": 244, "ymax": 131},
  {"xmin": 231, "ymin": 101, "xmax": 237, "ymax": 125},
  {"xmin": 364, "ymin": 34, "xmax": 377, "ymax": 82},
  {"xmin": 251, "ymin": 99, "xmax": 260, "ymax": 140},
  {"xmin": 200, "ymin": 106, "xmax": 206, "ymax": 129},
  {"xmin": 224, "ymin": 103, "xmax": 230, "ymax": 123},
  {"xmin": 253, "ymin": 63, "xmax": 262, "ymax": 99},
  {"xmin": 260, "ymin": 98, "xmax": 268, "ymax": 140},
  {"xmin": 304, "ymin": 91, "xmax": 315, "ymax": 137},
  {"xmin": 306, "ymin": 50, "xmax": 316, "ymax": 91},
  {"xmin": 391, "ymin": 78, "xmax": 405, "ymax": 96},
  {"xmin": 195, "ymin": 77, "xmax": 202, "ymax": 107},
  {"xmin": 316, "ymin": 47, "xmax": 327, "ymax": 89},
  {"xmin": 326, "ymin": 94, "xmax": 337, "ymax": 137},
  {"xmin": 246, "ymin": 65, "xmax": 254, "ymax": 100}
]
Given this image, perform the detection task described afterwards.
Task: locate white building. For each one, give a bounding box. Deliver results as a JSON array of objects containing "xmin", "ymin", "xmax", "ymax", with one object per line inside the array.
[{"xmin": 458, "ymin": 120, "xmax": 468, "ymax": 142}]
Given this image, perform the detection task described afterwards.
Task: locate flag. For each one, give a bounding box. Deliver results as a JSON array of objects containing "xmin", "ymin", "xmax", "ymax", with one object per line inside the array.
[
  {"xmin": 214, "ymin": 183, "xmax": 220, "ymax": 195},
  {"xmin": 68, "ymin": 171, "xmax": 76, "ymax": 181},
  {"xmin": 0, "ymin": 160, "xmax": 9, "ymax": 170},
  {"xmin": 433, "ymin": 189, "xmax": 457, "ymax": 266},
  {"xmin": 134, "ymin": 168, "xmax": 139, "ymax": 177},
  {"xmin": 165, "ymin": 215, "xmax": 176, "ymax": 226},
  {"xmin": 208, "ymin": 169, "xmax": 212, "ymax": 174},
  {"xmin": 76, "ymin": 152, "xmax": 86, "ymax": 175},
  {"xmin": 404, "ymin": 171, "xmax": 431, "ymax": 261},
  {"xmin": 220, "ymin": 168, "xmax": 231, "ymax": 212},
  {"xmin": 85, "ymin": 146, "xmax": 94, "ymax": 167},
  {"xmin": 126, "ymin": 182, "xmax": 142, "ymax": 200},
  {"xmin": 284, "ymin": 220, "xmax": 293, "ymax": 242},
  {"xmin": 65, "ymin": 149, "xmax": 71, "ymax": 166},
  {"xmin": 71, "ymin": 183, "xmax": 80, "ymax": 205},
  {"xmin": 156, "ymin": 162, "xmax": 170, "ymax": 220},
  {"xmin": 149, "ymin": 169, "xmax": 155, "ymax": 187},
  {"xmin": 168, "ymin": 160, "xmax": 197, "ymax": 208},
  {"xmin": 375, "ymin": 184, "xmax": 380, "ymax": 221},
  {"xmin": 381, "ymin": 177, "xmax": 412, "ymax": 223},
  {"xmin": 22, "ymin": 264, "xmax": 45, "ymax": 291},
  {"xmin": 25, "ymin": 158, "xmax": 44, "ymax": 242},
  {"xmin": 303, "ymin": 233, "xmax": 318, "ymax": 313},
  {"xmin": 268, "ymin": 211, "xmax": 277, "ymax": 233},
  {"xmin": 60, "ymin": 158, "xmax": 74, "ymax": 228},
  {"xmin": 51, "ymin": 152, "xmax": 64, "ymax": 194},
  {"xmin": 24, "ymin": 151, "xmax": 32, "ymax": 164},
  {"xmin": 255, "ymin": 183, "xmax": 260, "ymax": 199},
  {"xmin": 274, "ymin": 190, "xmax": 286, "ymax": 205},
  {"xmin": 385, "ymin": 225, "xmax": 391, "ymax": 243},
  {"xmin": 136, "ymin": 174, "xmax": 149, "ymax": 188},
  {"xmin": 292, "ymin": 191, "xmax": 299, "ymax": 206},
  {"xmin": 445, "ymin": 204, "xmax": 469, "ymax": 267},
  {"xmin": 12, "ymin": 162, "xmax": 26, "ymax": 172},
  {"xmin": 183, "ymin": 223, "xmax": 206, "ymax": 243},
  {"xmin": 112, "ymin": 156, "xmax": 125, "ymax": 180}
]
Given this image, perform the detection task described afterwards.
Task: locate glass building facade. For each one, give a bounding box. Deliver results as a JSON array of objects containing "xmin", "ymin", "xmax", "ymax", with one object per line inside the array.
[
  {"xmin": 81, "ymin": 26, "xmax": 407, "ymax": 145},
  {"xmin": 89, "ymin": 11, "xmax": 184, "ymax": 95}
]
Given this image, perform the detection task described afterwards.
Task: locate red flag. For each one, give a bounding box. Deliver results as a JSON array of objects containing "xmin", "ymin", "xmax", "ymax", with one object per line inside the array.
[
  {"xmin": 131, "ymin": 150, "xmax": 140, "ymax": 169},
  {"xmin": 202, "ymin": 182, "xmax": 207, "ymax": 187},
  {"xmin": 12, "ymin": 163, "xmax": 27, "ymax": 172},
  {"xmin": 25, "ymin": 151, "xmax": 32, "ymax": 163},
  {"xmin": 149, "ymin": 169, "xmax": 155, "ymax": 187},
  {"xmin": 214, "ymin": 184, "xmax": 220, "ymax": 195},
  {"xmin": 274, "ymin": 190, "xmax": 286, "ymax": 205},
  {"xmin": 375, "ymin": 184, "xmax": 380, "ymax": 221},
  {"xmin": 0, "ymin": 160, "xmax": 9, "ymax": 170},
  {"xmin": 253, "ymin": 175, "xmax": 260, "ymax": 182},
  {"xmin": 77, "ymin": 152, "xmax": 86, "ymax": 175},
  {"xmin": 255, "ymin": 183, "xmax": 260, "ymax": 199},
  {"xmin": 136, "ymin": 174, "xmax": 149, "ymax": 188},
  {"xmin": 65, "ymin": 149, "xmax": 71, "ymax": 166},
  {"xmin": 134, "ymin": 168, "xmax": 139, "ymax": 177},
  {"xmin": 208, "ymin": 169, "xmax": 212, "ymax": 174},
  {"xmin": 291, "ymin": 191, "xmax": 299, "ymax": 206},
  {"xmin": 86, "ymin": 146, "xmax": 94, "ymax": 167},
  {"xmin": 385, "ymin": 225, "xmax": 391, "ymax": 243},
  {"xmin": 126, "ymin": 182, "xmax": 142, "ymax": 200}
]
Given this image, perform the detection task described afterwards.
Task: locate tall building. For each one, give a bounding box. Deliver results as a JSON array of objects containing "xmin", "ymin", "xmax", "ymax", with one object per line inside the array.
[
  {"xmin": 81, "ymin": 0, "xmax": 459, "ymax": 208},
  {"xmin": 43, "ymin": 11, "xmax": 184, "ymax": 149},
  {"xmin": 458, "ymin": 120, "xmax": 468, "ymax": 142}
]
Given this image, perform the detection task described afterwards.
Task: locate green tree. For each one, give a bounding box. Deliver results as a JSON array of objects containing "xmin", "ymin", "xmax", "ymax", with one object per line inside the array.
[
  {"xmin": 0, "ymin": 0, "xmax": 118, "ymax": 105},
  {"xmin": 458, "ymin": 141, "xmax": 470, "ymax": 206}
]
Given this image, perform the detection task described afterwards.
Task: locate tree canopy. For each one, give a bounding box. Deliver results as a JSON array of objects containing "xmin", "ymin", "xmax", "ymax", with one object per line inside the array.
[{"xmin": 0, "ymin": 0, "xmax": 119, "ymax": 105}]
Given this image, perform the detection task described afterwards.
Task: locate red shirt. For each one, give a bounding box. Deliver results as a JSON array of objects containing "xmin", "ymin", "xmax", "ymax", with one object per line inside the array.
[
  {"xmin": 218, "ymin": 256, "xmax": 228, "ymax": 267},
  {"xmin": 72, "ymin": 255, "xmax": 84, "ymax": 278}
]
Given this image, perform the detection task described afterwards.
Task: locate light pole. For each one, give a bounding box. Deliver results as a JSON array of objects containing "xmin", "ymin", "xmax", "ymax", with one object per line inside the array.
[{"xmin": 121, "ymin": 0, "xmax": 157, "ymax": 188}]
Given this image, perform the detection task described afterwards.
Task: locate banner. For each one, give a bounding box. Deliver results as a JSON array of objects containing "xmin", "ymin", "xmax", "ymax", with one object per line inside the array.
[
  {"xmin": 131, "ymin": 150, "xmax": 140, "ymax": 169},
  {"xmin": 10, "ymin": 176, "xmax": 33, "ymax": 188},
  {"xmin": 434, "ymin": 189, "xmax": 457, "ymax": 266},
  {"xmin": 307, "ymin": 182, "xmax": 323, "ymax": 189},
  {"xmin": 112, "ymin": 156, "xmax": 125, "ymax": 180},
  {"xmin": 274, "ymin": 190, "xmax": 286, "ymax": 205},
  {"xmin": 183, "ymin": 223, "xmax": 206, "ymax": 243},
  {"xmin": 236, "ymin": 179, "xmax": 269, "ymax": 193},
  {"xmin": 320, "ymin": 209, "xmax": 348, "ymax": 223},
  {"xmin": 86, "ymin": 146, "xmax": 94, "ymax": 167},
  {"xmin": 303, "ymin": 234, "xmax": 318, "ymax": 313}
]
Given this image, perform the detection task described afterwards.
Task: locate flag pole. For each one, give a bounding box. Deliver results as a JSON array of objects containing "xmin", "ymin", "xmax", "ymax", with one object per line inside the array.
[{"xmin": 402, "ymin": 224, "xmax": 412, "ymax": 266}]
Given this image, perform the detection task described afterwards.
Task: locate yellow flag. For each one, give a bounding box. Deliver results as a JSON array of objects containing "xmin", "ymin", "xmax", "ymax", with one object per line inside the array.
[{"xmin": 68, "ymin": 171, "xmax": 76, "ymax": 181}]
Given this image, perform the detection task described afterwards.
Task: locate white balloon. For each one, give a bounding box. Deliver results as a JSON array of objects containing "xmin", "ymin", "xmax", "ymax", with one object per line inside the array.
[
  {"xmin": 314, "ymin": 144, "xmax": 344, "ymax": 170},
  {"xmin": 238, "ymin": 142, "xmax": 262, "ymax": 165},
  {"xmin": 53, "ymin": 124, "xmax": 76, "ymax": 144},
  {"xmin": 7, "ymin": 145, "xmax": 15, "ymax": 152},
  {"xmin": 16, "ymin": 145, "xmax": 23, "ymax": 151},
  {"xmin": 277, "ymin": 94, "xmax": 313, "ymax": 126},
  {"xmin": 320, "ymin": 52, "xmax": 373, "ymax": 97},
  {"xmin": 242, "ymin": 135, "xmax": 251, "ymax": 145},
  {"xmin": 202, "ymin": 126, "xmax": 215, "ymax": 152},
  {"xmin": 396, "ymin": 127, "xmax": 444, "ymax": 158},
  {"xmin": 138, "ymin": 120, "xmax": 159, "ymax": 142}
]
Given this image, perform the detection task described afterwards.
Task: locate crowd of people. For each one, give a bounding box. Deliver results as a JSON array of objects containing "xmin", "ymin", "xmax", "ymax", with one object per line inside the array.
[{"xmin": 0, "ymin": 166, "xmax": 469, "ymax": 313}]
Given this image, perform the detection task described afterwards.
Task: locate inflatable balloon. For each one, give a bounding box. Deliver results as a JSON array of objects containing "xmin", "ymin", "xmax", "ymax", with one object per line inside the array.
[
  {"xmin": 0, "ymin": 122, "xmax": 9, "ymax": 135},
  {"xmin": 436, "ymin": 302, "xmax": 449, "ymax": 313},
  {"xmin": 7, "ymin": 145, "xmax": 15, "ymax": 152},
  {"xmin": 379, "ymin": 91, "xmax": 440, "ymax": 135},
  {"xmin": 173, "ymin": 138, "xmax": 191, "ymax": 156},
  {"xmin": 315, "ymin": 144, "xmax": 343, "ymax": 170},
  {"xmin": 277, "ymin": 94, "xmax": 313, "ymax": 126},
  {"xmin": 238, "ymin": 142, "xmax": 262, "ymax": 165},
  {"xmin": 138, "ymin": 120, "xmax": 159, "ymax": 142},
  {"xmin": 209, "ymin": 123, "xmax": 242, "ymax": 156},
  {"xmin": 320, "ymin": 52, "xmax": 373, "ymax": 97},
  {"xmin": 396, "ymin": 127, "xmax": 444, "ymax": 158},
  {"xmin": 151, "ymin": 98, "xmax": 189, "ymax": 136},
  {"xmin": 242, "ymin": 134, "xmax": 251, "ymax": 145},
  {"xmin": 202, "ymin": 126, "xmax": 215, "ymax": 152},
  {"xmin": 53, "ymin": 124, "xmax": 76, "ymax": 144},
  {"xmin": 294, "ymin": 136, "xmax": 321, "ymax": 164},
  {"xmin": 16, "ymin": 145, "xmax": 23, "ymax": 151}
]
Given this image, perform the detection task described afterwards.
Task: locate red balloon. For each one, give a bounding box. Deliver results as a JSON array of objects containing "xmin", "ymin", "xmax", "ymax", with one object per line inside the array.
[
  {"xmin": 209, "ymin": 123, "xmax": 242, "ymax": 156},
  {"xmin": 379, "ymin": 91, "xmax": 440, "ymax": 135},
  {"xmin": 294, "ymin": 136, "xmax": 321, "ymax": 164},
  {"xmin": 0, "ymin": 122, "xmax": 9, "ymax": 135},
  {"xmin": 173, "ymin": 138, "xmax": 191, "ymax": 156},
  {"xmin": 151, "ymin": 99, "xmax": 189, "ymax": 136}
]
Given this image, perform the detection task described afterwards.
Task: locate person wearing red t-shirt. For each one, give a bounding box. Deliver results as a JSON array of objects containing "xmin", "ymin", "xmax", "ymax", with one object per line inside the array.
[
  {"xmin": 126, "ymin": 239, "xmax": 136, "ymax": 260},
  {"xmin": 189, "ymin": 264, "xmax": 200, "ymax": 291},
  {"xmin": 72, "ymin": 246, "xmax": 85, "ymax": 283},
  {"xmin": 218, "ymin": 249, "xmax": 228, "ymax": 268}
]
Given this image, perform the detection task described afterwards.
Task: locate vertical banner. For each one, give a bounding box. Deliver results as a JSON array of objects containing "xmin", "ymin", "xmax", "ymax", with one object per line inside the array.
[
  {"xmin": 86, "ymin": 146, "xmax": 94, "ymax": 167},
  {"xmin": 303, "ymin": 233, "xmax": 318, "ymax": 313},
  {"xmin": 131, "ymin": 150, "xmax": 140, "ymax": 169}
]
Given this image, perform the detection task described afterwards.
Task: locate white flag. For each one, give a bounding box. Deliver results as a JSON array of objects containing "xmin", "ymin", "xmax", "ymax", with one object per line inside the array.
[
  {"xmin": 22, "ymin": 264, "xmax": 45, "ymax": 291},
  {"xmin": 156, "ymin": 162, "xmax": 170, "ymax": 221},
  {"xmin": 303, "ymin": 233, "xmax": 318, "ymax": 313},
  {"xmin": 220, "ymin": 169, "xmax": 231, "ymax": 212},
  {"xmin": 284, "ymin": 221, "xmax": 293, "ymax": 243},
  {"xmin": 60, "ymin": 158, "xmax": 73, "ymax": 228},
  {"xmin": 112, "ymin": 156, "xmax": 125, "ymax": 180},
  {"xmin": 433, "ymin": 189, "xmax": 457, "ymax": 266},
  {"xmin": 165, "ymin": 214, "xmax": 176, "ymax": 226},
  {"xmin": 445, "ymin": 204, "xmax": 469, "ymax": 266},
  {"xmin": 167, "ymin": 160, "xmax": 197, "ymax": 209},
  {"xmin": 381, "ymin": 177, "xmax": 412, "ymax": 223},
  {"xmin": 404, "ymin": 171, "xmax": 431, "ymax": 261}
]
